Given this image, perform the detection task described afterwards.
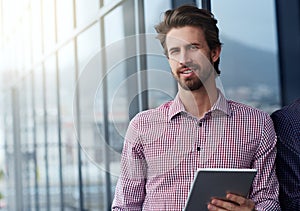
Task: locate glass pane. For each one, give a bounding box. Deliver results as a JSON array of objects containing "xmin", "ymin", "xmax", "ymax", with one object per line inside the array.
[
  {"xmin": 77, "ymin": 23, "xmax": 101, "ymax": 72},
  {"xmin": 31, "ymin": 0, "xmax": 43, "ymax": 64},
  {"xmin": 144, "ymin": 0, "xmax": 176, "ymax": 108},
  {"xmin": 1, "ymin": 91, "xmax": 14, "ymax": 208},
  {"xmin": 75, "ymin": 0, "xmax": 99, "ymax": 27},
  {"xmin": 33, "ymin": 66, "xmax": 45, "ymax": 209},
  {"xmin": 211, "ymin": 0, "xmax": 280, "ymax": 113},
  {"xmin": 76, "ymin": 23, "xmax": 104, "ymax": 210},
  {"xmin": 144, "ymin": 0, "xmax": 171, "ymax": 34},
  {"xmin": 23, "ymin": 74, "xmax": 36, "ymax": 210},
  {"xmin": 23, "ymin": 76, "xmax": 32, "ymax": 209},
  {"xmin": 43, "ymin": 0, "xmax": 56, "ymax": 53},
  {"xmin": 58, "ymin": 41, "xmax": 78, "ymax": 208},
  {"xmin": 93, "ymin": 2, "xmax": 137, "ymax": 208},
  {"xmin": 103, "ymin": 6, "xmax": 124, "ymax": 46},
  {"xmin": 56, "ymin": 0, "xmax": 74, "ymax": 42},
  {"xmin": 44, "ymin": 55, "xmax": 61, "ymax": 209}
]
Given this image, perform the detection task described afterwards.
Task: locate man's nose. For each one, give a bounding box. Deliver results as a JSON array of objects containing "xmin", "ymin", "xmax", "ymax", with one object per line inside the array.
[{"xmin": 179, "ymin": 50, "xmax": 191, "ymax": 65}]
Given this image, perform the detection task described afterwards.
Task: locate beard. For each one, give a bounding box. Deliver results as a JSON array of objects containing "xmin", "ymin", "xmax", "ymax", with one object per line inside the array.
[
  {"xmin": 175, "ymin": 63, "xmax": 214, "ymax": 91},
  {"xmin": 178, "ymin": 77, "xmax": 204, "ymax": 91}
]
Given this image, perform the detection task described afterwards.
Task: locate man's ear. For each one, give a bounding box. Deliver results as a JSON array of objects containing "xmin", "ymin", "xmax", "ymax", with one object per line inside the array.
[{"xmin": 211, "ymin": 46, "xmax": 221, "ymax": 63}]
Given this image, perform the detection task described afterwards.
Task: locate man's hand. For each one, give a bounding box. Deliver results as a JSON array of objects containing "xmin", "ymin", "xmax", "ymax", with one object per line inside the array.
[{"xmin": 207, "ymin": 193, "xmax": 255, "ymax": 211}]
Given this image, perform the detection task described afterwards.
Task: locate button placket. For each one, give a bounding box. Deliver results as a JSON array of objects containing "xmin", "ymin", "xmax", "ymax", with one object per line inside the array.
[{"xmin": 194, "ymin": 119, "xmax": 204, "ymax": 154}]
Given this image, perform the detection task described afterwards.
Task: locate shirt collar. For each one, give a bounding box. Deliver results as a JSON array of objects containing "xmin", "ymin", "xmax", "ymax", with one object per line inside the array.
[
  {"xmin": 168, "ymin": 94, "xmax": 186, "ymax": 121},
  {"xmin": 211, "ymin": 90, "xmax": 232, "ymax": 117},
  {"xmin": 168, "ymin": 90, "xmax": 232, "ymax": 121}
]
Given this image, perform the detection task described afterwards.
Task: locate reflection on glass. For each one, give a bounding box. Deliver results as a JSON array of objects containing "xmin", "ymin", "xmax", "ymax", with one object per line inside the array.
[
  {"xmin": 104, "ymin": 6, "xmax": 124, "ymax": 46},
  {"xmin": 58, "ymin": 41, "xmax": 78, "ymax": 208},
  {"xmin": 144, "ymin": 0, "xmax": 176, "ymax": 108},
  {"xmin": 77, "ymin": 23, "xmax": 101, "ymax": 72},
  {"xmin": 211, "ymin": 0, "xmax": 280, "ymax": 113}
]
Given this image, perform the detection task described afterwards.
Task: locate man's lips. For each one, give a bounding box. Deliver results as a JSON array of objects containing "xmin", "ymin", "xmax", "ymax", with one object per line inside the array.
[{"xmin": 181, "ymin": 67, "xmax": 193, "ymax": 74}]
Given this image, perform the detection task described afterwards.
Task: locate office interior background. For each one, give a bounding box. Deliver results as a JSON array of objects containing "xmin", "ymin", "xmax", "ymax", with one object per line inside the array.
[{"xmin": 0, "ymin": 0, "xmax": 299, "ymax": 210}]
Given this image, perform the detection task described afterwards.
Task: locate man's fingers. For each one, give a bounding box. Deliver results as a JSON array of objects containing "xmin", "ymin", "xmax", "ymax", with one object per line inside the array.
[
  {"xmin": 226, "ymin": 193, "xmax": 245, "ymax": 205},
  {"xmin": 209, "ymin": 198, "xmax": 239, "ymax": 211},
  {"xmin": 226, "ymin": 193, "xmax": 255, "ymax": 208}
]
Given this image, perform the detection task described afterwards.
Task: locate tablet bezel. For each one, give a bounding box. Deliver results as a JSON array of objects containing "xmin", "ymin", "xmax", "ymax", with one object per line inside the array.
[{"xmin": 184, "ymin": 168, "xmax": 257, "ymax": 211}]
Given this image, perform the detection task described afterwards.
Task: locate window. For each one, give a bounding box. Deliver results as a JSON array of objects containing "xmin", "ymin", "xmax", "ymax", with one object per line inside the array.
[
  {"xmin": 211, "ymin": 0, "xmax": 281, "ymax": 113},
  {"xmin": 0, "ymin": 0, "xmax": 282, "ymax": 210}
]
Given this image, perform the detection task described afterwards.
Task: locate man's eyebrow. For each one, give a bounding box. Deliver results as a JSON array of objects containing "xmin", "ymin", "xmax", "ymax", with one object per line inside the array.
[
  {"xmin": 168, "ymin": 46, "xmax": 180, "ymax": 52},
  {"xmin": 189, "ymin": 42, "xmax": 202, "ymax": 47}
]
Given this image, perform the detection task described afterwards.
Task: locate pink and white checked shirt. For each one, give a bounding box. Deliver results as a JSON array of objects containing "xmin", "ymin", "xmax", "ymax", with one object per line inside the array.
[{"xmin": 112, "ymin": 91, "xmax": 280, "ymax": 211}]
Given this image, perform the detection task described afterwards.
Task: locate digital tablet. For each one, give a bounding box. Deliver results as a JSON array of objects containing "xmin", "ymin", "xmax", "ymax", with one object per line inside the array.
[{"xmin": 184, "ymin": 168, "xmax": 257, "ymax": 211}]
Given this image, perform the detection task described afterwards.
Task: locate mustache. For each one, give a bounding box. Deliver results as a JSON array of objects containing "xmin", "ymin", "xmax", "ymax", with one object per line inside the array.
[{"xmin": 177, "ymin": 62, "xmax": 200, "ymax": 71}]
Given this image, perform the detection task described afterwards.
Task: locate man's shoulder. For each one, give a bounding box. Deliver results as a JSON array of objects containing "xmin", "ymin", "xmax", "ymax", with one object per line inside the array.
[
  {"xmin": 131, "ymin": 100, "xmax": 173, "ymax": 122},
  {"xmin": 271, "ymin": 98, "xmax": 300, "ymax": 136},
  {"xmin": 271, "ymin": 98, "xmax": 300, "ymax": 119},
  {"xmin": 227, "ymin": 99, "xmax": 270, "ymax": 118}
]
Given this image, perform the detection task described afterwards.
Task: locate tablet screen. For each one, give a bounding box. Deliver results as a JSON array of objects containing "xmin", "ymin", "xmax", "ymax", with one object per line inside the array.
[{"xmin": 184, "ymin": 168, "xmax": 257, "ymax": 211}]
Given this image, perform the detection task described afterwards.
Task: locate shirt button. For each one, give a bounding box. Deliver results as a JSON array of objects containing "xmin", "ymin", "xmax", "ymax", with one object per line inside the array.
[
  {"xmin": 198, "ymin": 122, "xmax": 202, "ymax": 127},
  {"xmin": 197, "ymin": 147, "xmax": 201, "ymax": 151}
]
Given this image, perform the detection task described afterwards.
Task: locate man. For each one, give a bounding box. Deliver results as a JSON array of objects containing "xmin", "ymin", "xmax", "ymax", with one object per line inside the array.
[
  {"xmin": 112, "ymin": 5, "xmax": 280, "ymax": 210},
  {"xmin": 271, "ymin": 98, "xmax": 300, "ymax": 211}
]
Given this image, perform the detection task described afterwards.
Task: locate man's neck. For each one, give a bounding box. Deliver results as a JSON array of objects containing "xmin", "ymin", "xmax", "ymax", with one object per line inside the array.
[{"xmin": 178, "ymin": 86, "xmax": 218, "ymax": 119}]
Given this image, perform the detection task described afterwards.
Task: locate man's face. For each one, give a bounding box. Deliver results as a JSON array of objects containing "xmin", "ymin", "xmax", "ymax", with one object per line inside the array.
[{"xmin": 166, "ymin": 26, "xmax": 220, "ymax": 91}]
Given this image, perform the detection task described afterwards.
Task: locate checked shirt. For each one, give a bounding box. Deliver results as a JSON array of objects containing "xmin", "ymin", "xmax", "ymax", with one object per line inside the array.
[{"xmin": 112, "ymin": 91, "xmax": 280, "ymax": 211}]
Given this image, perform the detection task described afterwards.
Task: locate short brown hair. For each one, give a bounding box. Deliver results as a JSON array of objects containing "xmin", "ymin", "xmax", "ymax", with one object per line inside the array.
[{"xmin": 155, "ymin": 5, "xmax": 222, "ymax": 74}]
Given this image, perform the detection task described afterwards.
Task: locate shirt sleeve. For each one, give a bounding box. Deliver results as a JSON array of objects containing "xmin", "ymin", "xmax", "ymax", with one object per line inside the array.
[
  {"xmin": 112, "ymin": 117, "xmax": 147, "ymax": 210},
  {"xmin": 272, "ymin": 111, "xmax": 300, "ymax": 211},
  {"xmin": 250, "ymin": 114, "xmax": 281, "ymax": 211}
]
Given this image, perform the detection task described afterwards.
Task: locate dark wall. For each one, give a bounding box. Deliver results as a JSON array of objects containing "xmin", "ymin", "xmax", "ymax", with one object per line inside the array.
[
  {"xmin": 276, "ymin": 0, "xmax": 300, "ymax": 106},
  {"xmin": 172, "ymin": 0, "xmax": 196, "ymax": 8}
]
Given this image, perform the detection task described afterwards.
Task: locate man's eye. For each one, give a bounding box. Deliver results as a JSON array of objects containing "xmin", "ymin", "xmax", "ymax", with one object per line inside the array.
[
  {"xmin": 190, "ymin": 45, "xmax": 198, "ymax": 50},
  {"xmin": 169, "ymin": 49, "xmax": 179, "ymax": 55}
]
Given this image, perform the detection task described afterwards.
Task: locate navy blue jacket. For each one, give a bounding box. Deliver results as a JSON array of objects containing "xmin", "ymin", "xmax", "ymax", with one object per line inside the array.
[{"xmin": 271, "ymin": 98, "xmax": 300, "ymax": 211}]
